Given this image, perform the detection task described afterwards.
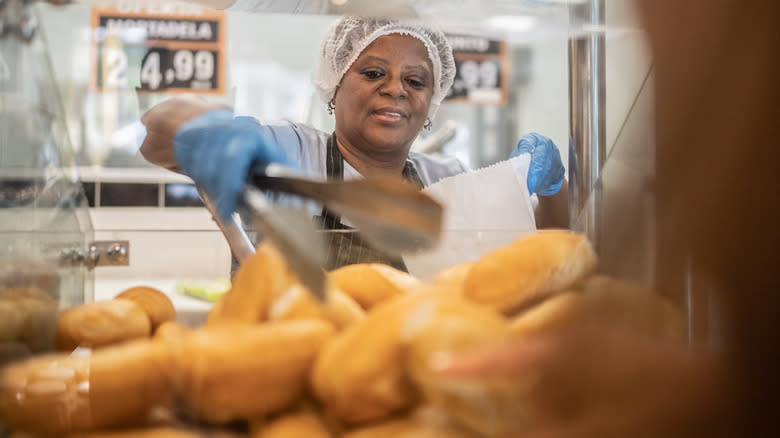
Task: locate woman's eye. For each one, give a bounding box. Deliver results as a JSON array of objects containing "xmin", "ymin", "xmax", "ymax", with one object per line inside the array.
[
  {"xmin": 362, "ymin": 70, "xmax": 383, "ymax": 79},
  {"xmin": 407, "ymin": 78, "xmax": 426, "ymax": 89}
]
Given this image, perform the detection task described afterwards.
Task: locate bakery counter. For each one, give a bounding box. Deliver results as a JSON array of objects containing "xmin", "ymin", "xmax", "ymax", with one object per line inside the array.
[{"xmin": 94, "ymin": 278, "xmax": 218, "ymax": 328}]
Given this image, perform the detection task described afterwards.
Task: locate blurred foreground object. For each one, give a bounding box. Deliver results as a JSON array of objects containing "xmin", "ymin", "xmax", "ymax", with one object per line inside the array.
[
  {"xmin": 645, "ymin": 0, "xmax": 779, "ymax": 434},
  {"xmin": 437, "ymin": 0, "xmax": 779, "ymax": 436}
]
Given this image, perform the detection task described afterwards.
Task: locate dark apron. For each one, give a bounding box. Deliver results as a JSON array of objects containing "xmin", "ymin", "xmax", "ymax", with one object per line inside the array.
[{"xmin": 314, "ymin": 133, "xmax": 424, "ymax": 272}]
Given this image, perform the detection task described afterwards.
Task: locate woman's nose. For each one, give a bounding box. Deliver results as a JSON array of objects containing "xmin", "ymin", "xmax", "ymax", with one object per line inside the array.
[{"xmin": 379, "ymin": 75, "xmax": 407, "ymax": 98}]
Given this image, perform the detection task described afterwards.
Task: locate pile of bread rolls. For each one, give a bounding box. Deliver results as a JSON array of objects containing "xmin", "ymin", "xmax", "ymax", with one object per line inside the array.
[
  {"xmin": 0, "ymin": 287, "xmax": 59, "ymax": 365},
  {"xmin": 0, "ymin": 230, "xmax": 685, "ymax": 438}
]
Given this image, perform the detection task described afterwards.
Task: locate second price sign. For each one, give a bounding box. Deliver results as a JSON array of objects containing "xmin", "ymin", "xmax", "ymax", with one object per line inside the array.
[{"xmin": 444, "ymin": 33, "xmax": 508, "ymax": 105}]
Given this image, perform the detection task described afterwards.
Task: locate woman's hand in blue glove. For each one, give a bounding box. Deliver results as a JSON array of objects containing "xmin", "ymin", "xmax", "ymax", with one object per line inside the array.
[
  {"xmin": 174, "ymin": 109, "xmax": 289, "ymax": 220},
  {"xmin": 510, "ymin": 132, "xmax": 565, "ymax": 196}
]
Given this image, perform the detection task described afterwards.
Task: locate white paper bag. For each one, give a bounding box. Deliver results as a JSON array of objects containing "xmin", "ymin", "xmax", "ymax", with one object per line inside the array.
[{"xmin": 405, "ymin": 155, "xmax": 537, "ymax": 280}]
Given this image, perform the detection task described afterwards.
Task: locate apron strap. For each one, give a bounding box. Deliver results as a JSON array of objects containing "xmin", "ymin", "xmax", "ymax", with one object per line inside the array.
[
  {"xmin": 402, "ymin": 158, "xmax": 425, "ymax": 190},
  {"xmin": 319, "ymin": 132, "xmax": 425, "ymax": 222},
  {"xmin": 318, "ymin": 133, "xmax": 344, "ymax": 228}
]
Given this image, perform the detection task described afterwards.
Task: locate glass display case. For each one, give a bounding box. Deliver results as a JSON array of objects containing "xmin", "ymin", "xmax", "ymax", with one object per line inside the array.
[
  {"xmin": 25, "ymin": 0, "xmax": 663, "ymax": 324},
  {"xmin": 1, "ymin": 0, "xmax": 661, "ymax": 317}
]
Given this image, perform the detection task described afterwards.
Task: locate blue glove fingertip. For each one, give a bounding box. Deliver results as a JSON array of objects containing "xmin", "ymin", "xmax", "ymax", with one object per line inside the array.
[
  {"xmin": 511, "ymin": 138, "xmax": 533, "ymax": 158},
  {"xmin": 511, "ymin": 132, "xmax": 546, "ymax": 158}
]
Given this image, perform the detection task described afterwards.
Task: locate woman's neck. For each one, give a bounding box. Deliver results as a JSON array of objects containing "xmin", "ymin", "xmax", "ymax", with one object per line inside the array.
[{"xmin": 336, "ymin": 137, "xmax": 409, "ymax": 179}]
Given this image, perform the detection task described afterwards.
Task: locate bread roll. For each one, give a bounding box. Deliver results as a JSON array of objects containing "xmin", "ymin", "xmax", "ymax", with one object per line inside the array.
[
  {"xmin": 0, "ymin": 298, "xmax": 26, "ymax": 343},
  {"xmin": 403, "ymin": 297, "xmax": 523, "ymax": 438},
  {"xmin": 432, "ymin": 262, "xmax": 474, "ymax": 295},
  {"xmin": 268, "ymin": 284, "xmax": 323, "ymax": 322},
  {"xmin": 342, "ymin": 416, "xmax": 476, "ymax": 438},
  {"xmin": 0, "ymin": 339, "xmax": 176, "ymax": 436},
  {"xmin": 0, "ymin": 342, "xmax": 32, "ymax": 368},
  {"xmin": 115, "ymin": 286, "xmax": 176, "ymax": 332},
  {"xmin": 152, "ymin": 321, "xmax": 192, "ymax": 346},
  {"xmin": 0, "ymin": 286, "xmax": 54, "ymax": 301},
  {"xmin": 253, "ymin": 411, "xmax": 332, "ymax": 438},
  {"xmin": 61, "ymin": 427, "xmax": 203, "ymax": 438},
  {"xmin": 269, "ymin": 284, "xmax": 365, "ymax": 330},
  {"xmin": 208, "ymin": 243, "xmax": 297, "ymax": 325},
  {"xmin": 311, "ymin": 292, "xmax": 431, "ymax": 425},
  {"xmin": 0, "ymin": 287, "xmax": 58, "ymax": 353},
  {"xmin": 312, "ymin": 289, "xmax": 480, "ymax": 425},
  {"xmin": 506, "ymin": 291, "xmax": 581, "ymax": 336},
  {"xmin": 322, "ymin": 286, "xmax": 366, "ymax": 330},
  {"xmin": 178, "ymin": 320, "xmax": 334, "ymax": 424},
  {"xmin": 509, "ymin": 275, "xmax": 686, "ymax": 342},
  {"xmin": 463, "ymin": 230, "xmax": 597, "ymax": 315},
  {"xmin": 16, "ymin": 290, "xmax": 59, "ymax": 353},
  {"xmin": 329, "ymin": 264, "xmax": 422, "ymax": 310},
  {"xmin": 206, "ymin": 293, "xmax": 226, "ymax": 326},
  {"xmin": 55, "ymin": 299, "xmax": 152, "ymax": 351}
]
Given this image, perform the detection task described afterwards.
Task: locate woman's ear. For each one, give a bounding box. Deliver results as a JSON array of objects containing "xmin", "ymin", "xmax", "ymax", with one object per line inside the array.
[{"xmin": 329, "ymin": 87, "xmax": 340, "ymax": 115}]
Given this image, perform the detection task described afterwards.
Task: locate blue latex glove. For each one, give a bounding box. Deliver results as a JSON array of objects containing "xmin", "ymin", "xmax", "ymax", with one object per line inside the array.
[
  {"xmin": 174, "ymin": 109, "xmax": 289, "ymax": 220},
  {"xmin": 510, "ymin": 132, "xmax": 565, "ymax": 196}
]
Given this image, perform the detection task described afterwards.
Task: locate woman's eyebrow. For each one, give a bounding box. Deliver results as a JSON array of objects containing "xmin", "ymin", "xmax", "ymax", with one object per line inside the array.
[
  {"xmin": 357, "ymin": 55, "xmax": 390, "ymax": 66},
  {"xmin": 403, "ymin": 65, "xmax": 432, "ymax": 77}
]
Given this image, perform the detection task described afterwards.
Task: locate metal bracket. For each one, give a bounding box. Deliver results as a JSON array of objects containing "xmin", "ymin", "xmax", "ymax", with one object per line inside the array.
[{"xmin": 59, "ymin": 240, "xmax": 130, "ymax": 269}]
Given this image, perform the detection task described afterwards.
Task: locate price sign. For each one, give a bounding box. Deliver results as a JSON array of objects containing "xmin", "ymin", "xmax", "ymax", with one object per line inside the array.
[
  {"xmin": 444, "ymin": 33, "xmax": 508, "ymax": 105},
  {"xmin": 90, "ymin": 6, "xmax": 226, "ymax": 94}
]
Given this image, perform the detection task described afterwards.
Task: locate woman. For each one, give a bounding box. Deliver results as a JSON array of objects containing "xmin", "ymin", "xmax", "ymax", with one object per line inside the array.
[{"xmin": 140, "ymin": 16, "xmax": 568, "ymax": 269}]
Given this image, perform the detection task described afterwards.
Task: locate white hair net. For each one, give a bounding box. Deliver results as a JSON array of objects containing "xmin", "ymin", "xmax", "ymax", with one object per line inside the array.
[{"xmin": 315, "ymin": 16, "xmax": 456, "ymax": 120}]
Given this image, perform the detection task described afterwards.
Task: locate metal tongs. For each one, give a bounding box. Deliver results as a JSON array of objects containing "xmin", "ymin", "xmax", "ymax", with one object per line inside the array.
[
  {"xmin": 200, "ymin": 164, "xmax": 444, "ymax": 303},
  {"xmin": 253, "ymin": 164, "xmax": 443, "ymax": 254}
]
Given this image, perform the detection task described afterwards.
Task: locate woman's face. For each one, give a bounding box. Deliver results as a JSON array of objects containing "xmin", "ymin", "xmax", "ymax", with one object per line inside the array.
[{"xmin": 333, "ymin": 34, "xmax": 434, "ymax": 155}]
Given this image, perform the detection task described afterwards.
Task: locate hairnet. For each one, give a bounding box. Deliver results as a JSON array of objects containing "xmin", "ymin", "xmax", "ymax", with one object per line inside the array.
[{"xmin": 315, "ymin": 16, "xmax": 456, "ymax": 120}]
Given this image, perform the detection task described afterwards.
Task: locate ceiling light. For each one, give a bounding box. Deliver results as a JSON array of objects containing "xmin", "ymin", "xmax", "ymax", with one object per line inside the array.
[{"xmin": 484, "ymin": 15, "xmax": 537, "ymax": 32}]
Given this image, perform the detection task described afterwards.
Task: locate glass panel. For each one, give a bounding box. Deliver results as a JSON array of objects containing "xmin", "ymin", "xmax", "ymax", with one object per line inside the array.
[{"xmin": 0, "ymin": 0, "xmax": 94, "ymax": 366}]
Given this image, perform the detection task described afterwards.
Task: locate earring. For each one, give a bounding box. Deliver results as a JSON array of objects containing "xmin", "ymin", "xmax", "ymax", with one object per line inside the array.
[
  {"xmin": 423, "ymin": 118, "xmax": 432, "ymax": 131},
  {"xmin": 327, "ymin": 100, "xmax": 335, "ymax": 115}
]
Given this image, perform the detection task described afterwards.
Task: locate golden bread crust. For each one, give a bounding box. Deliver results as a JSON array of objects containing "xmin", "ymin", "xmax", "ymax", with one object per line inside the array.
[
  {"xmin": 329, "ymin": 264, "xmax": 421, "ymax": 310},
  {"xmin": 115, "ymin": 286, "xmax": 176, "ymax": 332},
  {"xmin": 1, "ymin": 340, "xmax": 175, "ymax": 436},
  {"xmin": 178, "ymin": 320, "xmax": 334, "ymax": 424},
  {"xmin": 253, "ymin": 411, "xmax": 331, "ymax": 438},
  {"xmin": 55, "ymin": 299, "xmax": 151, "ymax": 351},
  {"xmin": 463, "ymin": 230, "xmax": 597, "ymax": 315}
]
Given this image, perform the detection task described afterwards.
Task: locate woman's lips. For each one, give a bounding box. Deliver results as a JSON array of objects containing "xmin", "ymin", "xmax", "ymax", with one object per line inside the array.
[{"xmin": 372, "ymin": 109, "xmax": 405, "ymax": 123}]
